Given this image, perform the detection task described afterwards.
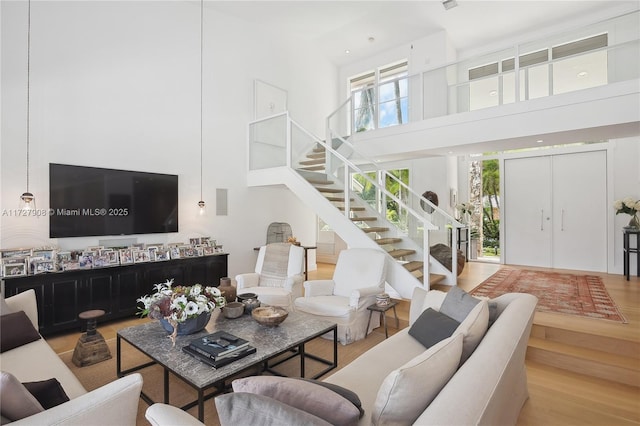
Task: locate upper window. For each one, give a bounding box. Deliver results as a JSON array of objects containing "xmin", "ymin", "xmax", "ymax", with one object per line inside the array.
[{"xmin": 350, "ymin": 61, "xmax": 408, "ymax": 132}]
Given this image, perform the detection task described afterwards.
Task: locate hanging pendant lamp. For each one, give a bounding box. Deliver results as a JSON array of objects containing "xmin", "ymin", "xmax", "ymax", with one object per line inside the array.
[
  {"xmin": 20, "ymin": 0, "xmax": 35, "ymax": 211},
  {"xmin": 197, "ymin": 0, "xmax": 206, "ymax": 215}
]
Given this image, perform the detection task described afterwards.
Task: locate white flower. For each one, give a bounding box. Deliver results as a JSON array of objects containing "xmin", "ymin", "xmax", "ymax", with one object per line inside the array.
[
  {"xmin": 184, "ymin": 301, "xmax": 199, "ymax": 315},
  {"xmin": 613, "ymin": 200, "xmax": 623, "ymax": 211},
  {"xmin": 171, "ymin": 295, "xmax": 188, "ymax": 311},
  {"xmin": 623, "ymin": 197, "xmax": 635, "ymax": 208},
  {"xmin": 206, "ymin": 287, "xmax": 221, "ymax": 297},
  {"xmin": 190, "ymin": 285, "xmax": 202, "ymax": 296},
  {"xmin": 635, "ymin": 201, "xmax": 640, "ymax": 211}
]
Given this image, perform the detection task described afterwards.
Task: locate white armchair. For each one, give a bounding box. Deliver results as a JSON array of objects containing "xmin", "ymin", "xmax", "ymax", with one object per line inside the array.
[
  {"xmin": 235, "ymin": 243, "xmax": 305, "ymax": 311},
  {"xmin": 294, "ymin": 248, "xmax": 387, "ymax": 345}
]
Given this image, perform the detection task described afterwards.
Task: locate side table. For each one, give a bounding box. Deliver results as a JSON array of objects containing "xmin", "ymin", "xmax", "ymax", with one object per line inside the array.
[
  {"xmin": 366, "ymin": 301, "xmax": 399, "ymax": 339},
  {"xmin": 72, "ymin": 309, "xmax": 112, "ymax": 367},
  {"xmin": 623, "ymin": 229, "xmax": 640, "ymax": 281}
]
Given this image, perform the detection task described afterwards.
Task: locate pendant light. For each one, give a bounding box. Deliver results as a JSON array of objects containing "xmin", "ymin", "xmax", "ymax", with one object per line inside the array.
[
  {"xmin": 19, "ymin": 0, "xmax": 35, "ymax": 211},
  {"xmin": 197, "ymin": 0, "xmax": 206, "ymax": 215}
]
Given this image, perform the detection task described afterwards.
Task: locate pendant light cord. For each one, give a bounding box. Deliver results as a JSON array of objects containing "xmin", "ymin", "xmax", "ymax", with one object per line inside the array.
[
  {"xmin": 199, "ymin": 0, "xmax": 203, "ymax": 202},
  {"xmin": 26, "ymin": 0, "xmax": 31, "ymax": 193}
]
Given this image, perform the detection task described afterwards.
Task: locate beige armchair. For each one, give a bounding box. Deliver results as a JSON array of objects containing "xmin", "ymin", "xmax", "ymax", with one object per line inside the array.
[
  {"xmin": 294, "ymin": 248, "xmax": 387, "ymax": 344},
  {"xmin": 235, "ymin": 243, "xmax": 305, "ymax": 311}
]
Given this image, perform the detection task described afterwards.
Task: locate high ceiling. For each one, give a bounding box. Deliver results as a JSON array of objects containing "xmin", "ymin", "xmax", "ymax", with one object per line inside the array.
[{"xmin": 209, "ymin": 1, "xmax": 639, "ymax": 66}]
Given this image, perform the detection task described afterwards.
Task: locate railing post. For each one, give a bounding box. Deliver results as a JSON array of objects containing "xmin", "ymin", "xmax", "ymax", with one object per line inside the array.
[
  {"xmin": 343, "ymin": 163, "xmax": 350, "ymax": 218},
  {"xmin": 286, "ymin": 112, "xmax": 292, "ymax": 168},
  {"xmin": 423, "ymin": 224, "xmax": 430, "ymax": 289},
  {"xmin": 451, "ymin": 228, "xmax": 458, "ymax": 286}
]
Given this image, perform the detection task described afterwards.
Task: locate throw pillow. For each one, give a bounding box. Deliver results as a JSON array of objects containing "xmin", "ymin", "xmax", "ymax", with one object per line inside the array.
[
  {"xmin": 455, "ymin": 299, "xmax": 489, "ymax": 364},
  {"xmin": 408, "ymin": 308, "xmax": 460, "ymax": 349},
  {"xmin": 295, "ymin": 378, "xmax": 364, "ymax": 418},
  {"xmin": 215, "ymin": 393, "xmax": 332, "ymax": 426},
  {"xmin": 371, "ymin": 333, "xmax": 463, "ymax": 426},
  {"xmin": 440, "ymin": 286, "xmax": 480, "ymax": 323},
  {"xmin": 0, "ymin": 296, "xmax": 13, "ymax": 316},
  {"xmin": 0, "ymin": 371, "xmax": 44, "ymax": 421},
  {"xmin": 232, "ymin": 376, "xmax": 360, "ymax": 426},
  {"xmin": 0, "ymin": 311, "xmax": 41, "ymax": 353},
  {"xmin": 23, "ymin": 378, "xmax": 70, "ymax": 409}
]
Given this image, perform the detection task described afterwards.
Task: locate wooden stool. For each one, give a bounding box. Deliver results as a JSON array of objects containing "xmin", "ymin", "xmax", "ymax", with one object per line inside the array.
[{"xmin": 72, "ymin": 309, "xmax": 112, "ymax": 367}]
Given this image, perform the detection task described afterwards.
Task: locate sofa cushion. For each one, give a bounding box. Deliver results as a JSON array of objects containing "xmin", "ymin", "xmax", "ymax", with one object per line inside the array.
[
  {"xmin": 408, "ymin": 308, "xmax": 460, "ymax": 349},
  {"xmin": 215, "ymin": 393, "xmax": 332, "ymax": 426},
  {"xmin": 232, "ymin": 376, "xmax": 360, "ymax": 426},
  {"xmin": 440, "ymin": 285, "xmax": 480, "ymax": 323},
  {"xmin": 371, "ymin": 333, "xmax": 463, "ymax": 425},
  {"xmin": 23, "ymin": 378, "xmax": 70, "ymax": 409},
  {"xmin": 0, "ymin": 371, "xmax": 44, "ymax": 421},
  {"xmin": 455, "ymin": 299, "xmax": 489, "ymax": 363},
  {"xmin": 0, "ymin": 296, "xmax": 13, "ymax": 316},
  {"xmin": 296, "ymin": 378, "xmax": 364, "ymax": 418},
  {"xmin": 0, "ymin": 310, "xmax": 41, "ymax": 353}
]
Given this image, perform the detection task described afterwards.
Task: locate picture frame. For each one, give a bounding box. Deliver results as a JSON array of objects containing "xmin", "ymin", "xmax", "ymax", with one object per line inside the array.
[
  {"xmin": 33, "ymin": 260, "xmax": 55, "ymax": 274},
  {"xmin": 87, "ymin": 245, "xmax": 104, "ymax": 252},
  {"xmin": 169, "ymin": 246, "xmax": 180, "ymax": 259},
  {"xmin": 179, "ymin": 246, "xmax": 195, "ymax": 258},
  {"xmin": 106, "ymin": 251, "xmax": 119, "ymax": 265},
  {"xmin": 133, "ymin": 249, "xmax": 151, "ymax": 263},
  {"xmin": 154, "ymin": 248, "xmax": 170, "ymax": 261},
  {"xmin": 203, "ymin": 246, "xmax": 215, "ymax": 255},
  {"xmin": 93, "ymin": 255, "xmax": 109, "ymax": 268},
  {"xmin": 200, "ymin": 237, "xmax": 211, "ymax": 246},
  {"xmin": 32, "ymin": 249, "xmax": 56, "ymax": 261},
  {"xmin": 63, "ymin": 261, "xmax": 80, "ymax": 271},
  {"xmin": 189, "ymin": 238, "xmax": 201, "ymax": 246},
  {"xmin": 119, "ymin": 249, "xmax": 134, "ymax": 265},
  {"xmin": 79, "ymin": 253, "xmax": 94, "ymax": 269},
  {"xmin": 3, "ymin": 260, "xmax": 27, "ymax": 277},
  {"xmin": 1, "ymin": 248, "xmax": 32, "ymax": 260}
]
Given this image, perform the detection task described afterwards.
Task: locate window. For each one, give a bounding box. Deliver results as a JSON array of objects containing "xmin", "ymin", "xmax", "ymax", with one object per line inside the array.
[{"xmin": 350, "ymin": 61, "xmax": 408, "ymax": 132}]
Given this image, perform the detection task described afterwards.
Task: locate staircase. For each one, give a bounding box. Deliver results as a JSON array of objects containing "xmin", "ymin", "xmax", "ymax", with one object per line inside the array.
[
  {"xmin": 247, "ymin": 111, "xmax": 464, "ymax": 298},
  {"xmin": 526, "ymin": 315, "xmax": 640, "ymax": 387}
]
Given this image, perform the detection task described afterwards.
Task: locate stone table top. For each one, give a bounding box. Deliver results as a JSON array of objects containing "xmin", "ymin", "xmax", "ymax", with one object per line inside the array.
[{"xmin": 117, "ymin": 310, "xmax": 336, "ymax": 389}]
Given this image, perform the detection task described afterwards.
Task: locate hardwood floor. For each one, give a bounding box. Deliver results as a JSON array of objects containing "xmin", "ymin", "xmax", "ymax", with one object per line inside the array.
[{"xmin": 47, "ymin": 261, "xmax": 640, "ymax": 425}]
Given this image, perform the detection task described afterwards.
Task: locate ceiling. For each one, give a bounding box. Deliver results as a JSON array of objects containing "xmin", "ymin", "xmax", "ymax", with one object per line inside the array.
[{"xmin": 208, "ymin": 1, "xmax": 639, "ymax": 66}]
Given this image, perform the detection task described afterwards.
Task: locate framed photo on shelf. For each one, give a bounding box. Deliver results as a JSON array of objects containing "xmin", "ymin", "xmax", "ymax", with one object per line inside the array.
[
  {"xmin": 1, "ymin": 248, "xmax": 32, "ymax": 260},
  {"xmin": 189, "ymin": 238, "xmax": 201, "ymax": 246},
  {"xmin": 203, "ymin": 246, "xmax": 215, "ymax": 255},
  {"xmin": 154, "ymin": 248, "xmax": 170, "ymax": 261},
  {"xmin": 169, "ymin": 246, "xmax": 180, "ymax": 259},
  {"xmin": 3, "ymin": 262, "xmax": 27, "ymax": 277},
  {"xmin": 33, "ymin": 260, "xmax": 55, "ymax": 274},
  {"xmin": 79, "ymin": 253, "xmax": 94, "ymax": 269},
  {"xmin": 119, "ymin": 249, "xmax": 134, "ymax": 265},
  {"xmin": 62, "ymin": 261, "xmax": 80, "ymax": 271},
  {"xmin": 133, "ymin": 249, "xmax": 151, "ymax": 263}
]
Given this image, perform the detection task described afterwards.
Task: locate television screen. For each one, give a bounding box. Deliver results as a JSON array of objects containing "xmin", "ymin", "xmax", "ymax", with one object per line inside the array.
[{"xmin": 49, "ymin": 163, "xmax": 178, "ymax": 238}]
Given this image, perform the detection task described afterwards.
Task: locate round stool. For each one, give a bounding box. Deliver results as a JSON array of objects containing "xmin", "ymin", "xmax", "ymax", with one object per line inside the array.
[{"xmin": 72, "ymin": 309, "xmax": 112, "ymax": 367}]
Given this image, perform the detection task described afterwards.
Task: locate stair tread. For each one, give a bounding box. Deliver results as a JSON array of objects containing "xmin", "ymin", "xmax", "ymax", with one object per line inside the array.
[
  {"xmin": 300, "ymin": 158, "xmax": 324, "ymax": 166},
  {"xmin": 307, "ymin": 153, "xmax": 325, "ymax": 159},
  {"xmin": 376, "ymin": 237, "xmax": 403, "ymax": 245},
  {"xmin": 300, "ymin": 165, "xmax": 325, "ymax": 171},
  {"xmin": 316, "ymin": 188, "xmax": 344, "ymax": 194},
  {"xmin": 362, "ymin": 227, "xmax": 389, "ymax": 233},
  {"xmin": 533, "ymin": 312, "xmax": 638, "ymax": 343},
  {"xmin": 326, "ymin": 196, "xmax": 354, "ymax": 202},
  {"xmin": 403, "ymin": 261, "xmax": 424, "ymax": 272},
  {"xmin": 337, "ymin": 206, "xmax": 366, "ymax": 211},
  {"xmin": 388, "ymin": 249, "xmax": 416, "ymax": 258},
  {"xmin": 351, "ymin": 216, "xmax": 377, "ymax": 222},
  {"xmin": 528, "ymin": 337, "xmax": 640, "ymax": 370},
  {"xmin": 306, "ymin": 179, "xmax": 334, "ymax": 185}
]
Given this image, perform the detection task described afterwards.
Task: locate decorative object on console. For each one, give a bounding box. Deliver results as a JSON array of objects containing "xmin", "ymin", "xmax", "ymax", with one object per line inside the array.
[
  {"xmin": 237, "ymin": 293, "xmax": 261, "ymax": 314},
  {"xmin": 222, "ymin": 302, "xmax": 245, "ymax": 319},
  {"xmin": 614, "ymin": 197, "xmax": 640, "ymax": 229},
  {"xmin": 455, "ymin": 201, "xmax": 474, "ymax": 224},
  {"xmin": 287, "ymin": 236, "xmax": 300, "ymax": 246},
  {"xmin": 252, "ymin": 306, "xmax": 288, "ymax": 327},
  {"xmin": 219, "ymin": 277, "xmax": 237, "ymax": 303},
  {"xmin": 137, "ymin": 279, "xmax": 226, "ymax": 346},
  {"xmin": 375, "ymin": 293, "xmax": 390, "ymax": 307}
]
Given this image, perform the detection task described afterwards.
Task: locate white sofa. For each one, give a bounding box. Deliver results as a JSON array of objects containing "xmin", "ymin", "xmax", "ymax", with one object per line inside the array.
[
  {"xmin": 145, "ymin": 287, "xmax": 537, "ymax": 425},
  {"xmin": 1, "ymin": 290, "xmax": 143, "ymax": 425}
]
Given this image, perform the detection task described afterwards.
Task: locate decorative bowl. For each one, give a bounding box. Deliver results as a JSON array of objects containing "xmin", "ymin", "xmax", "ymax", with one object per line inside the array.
[
  {"xmin": 237, "ymin": 293, "xmax": 257, "ymax": 302},
  {"xmin": 251, "ymin": 306, "xmax": 288, "ymax": 327},
  {"xmin": 222, "ymin": 302, "xmax": 245, "ymax": 319}
]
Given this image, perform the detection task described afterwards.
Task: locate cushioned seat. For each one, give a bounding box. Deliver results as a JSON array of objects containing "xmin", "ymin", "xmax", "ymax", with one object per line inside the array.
[
  {"xmin": 235, "ymin": 243, "xmax": 304, "ymax": 311},
  {"xmin": 294, "ymin": 248, "xmax": 387, "ymax": 344}
]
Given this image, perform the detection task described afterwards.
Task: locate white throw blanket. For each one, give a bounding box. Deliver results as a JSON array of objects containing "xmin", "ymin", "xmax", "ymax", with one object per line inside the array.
[{"xmin": 259, "ymin": 243, "xmax": 291, "ymax": 288}]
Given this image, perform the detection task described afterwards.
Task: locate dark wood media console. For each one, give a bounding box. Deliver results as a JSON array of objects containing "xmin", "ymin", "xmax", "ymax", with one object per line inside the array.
[{"xmin": 2, "ymin": 254, "xmax": 228, "ymax": 336}]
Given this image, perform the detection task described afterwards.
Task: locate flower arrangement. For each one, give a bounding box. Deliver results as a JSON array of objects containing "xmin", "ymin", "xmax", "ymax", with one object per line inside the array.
[
  {"xmin": 456, "ymin": 202, "xmax": 475, "ymax": 223},
  {"xmin": 137, "ymin": 279, "xmax": 226, "ymax": 345},
  {"xmin": 613, "ymin": 197, "xmax": 640, "ymax": 228}
]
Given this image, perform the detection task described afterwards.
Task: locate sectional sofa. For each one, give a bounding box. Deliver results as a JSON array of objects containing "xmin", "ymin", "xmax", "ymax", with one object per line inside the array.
[
  {"xmin": 0, "ymin": 290, "xmax": 143, "ymax": 425},
  {"xmin": 145, "ymin": 286, "xmax": 538, "ymax": 425}
]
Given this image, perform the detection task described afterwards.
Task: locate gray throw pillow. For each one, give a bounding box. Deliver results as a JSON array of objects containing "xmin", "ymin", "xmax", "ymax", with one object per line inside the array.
[
  {"xmin": 408, "ymin": 308, "xmax": 460, "ymax": 349},
  {"xmin": 232, "ymin": 376, "xmax": 360, "ymax": 426},
  {"xmin": 0, "ymin": 371, "xmax": 44, "ymax": 421},
  {"xmin": 215, "ymin": 392, "xmax": 332, "ymax": 426},
  {"xmin": 295, "ymin": 378, "xmax": 364, "ymax": 418},
  {"xmin": 440, "ymin": 286, "xmax": 480, "ymax": 323},
  {"xmin": 0, "ymin": 311, "xmax": 41, "ymax": 353}
]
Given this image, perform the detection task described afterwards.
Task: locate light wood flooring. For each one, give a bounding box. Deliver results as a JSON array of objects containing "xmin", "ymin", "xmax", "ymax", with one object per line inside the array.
[{"xmin": 47, "ymin": 261, "xmax": 640, "ymax": 425}]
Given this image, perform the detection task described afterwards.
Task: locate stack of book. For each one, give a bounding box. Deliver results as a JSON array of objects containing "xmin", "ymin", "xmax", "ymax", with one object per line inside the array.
[{"xmin": 183, "ymin": 331, "xmax": 256, "ymax": 368}]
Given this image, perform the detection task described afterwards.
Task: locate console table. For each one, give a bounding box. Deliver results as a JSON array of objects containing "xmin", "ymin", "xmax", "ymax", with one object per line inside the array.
[
  {"xmin": 1, "ymin": 254, "xmax": 228, "ymax": 336},
  {"xmin": 623, "ymin": 229, "xmax": 639, "ymax": 281}
]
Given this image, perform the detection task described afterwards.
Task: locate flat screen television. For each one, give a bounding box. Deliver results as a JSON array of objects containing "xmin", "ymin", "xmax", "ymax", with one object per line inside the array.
[{"xmin": 49, "ymin": 163, "xmax": 178, "ymax": 238}]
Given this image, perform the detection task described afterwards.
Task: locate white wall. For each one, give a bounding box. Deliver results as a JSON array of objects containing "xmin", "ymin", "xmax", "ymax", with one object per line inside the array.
[{"xmin": 0, "ymin": 1, "xmax": 336, "ymax": 278}]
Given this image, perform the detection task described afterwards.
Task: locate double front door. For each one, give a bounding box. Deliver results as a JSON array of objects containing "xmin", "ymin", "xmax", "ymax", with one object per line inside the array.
[{"xmin": 504, "ymin": 150, "xmax": 607, "ymax": 272}]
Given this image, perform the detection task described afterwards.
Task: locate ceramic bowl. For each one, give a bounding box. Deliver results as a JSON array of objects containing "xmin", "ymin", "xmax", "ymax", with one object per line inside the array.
[
  {"xmin": 251, "ymin": 306, "xmax": 288, "ymax": 327},
  {"xmin": 222, "ymin": 301, "xmax": 245, "ymax": 319}
]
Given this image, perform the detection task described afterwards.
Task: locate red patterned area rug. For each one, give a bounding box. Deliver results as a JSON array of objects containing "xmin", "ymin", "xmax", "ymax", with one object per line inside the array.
[{"xmin": 471, "ymin": 269, "xmax": 627, "ymax": 323}]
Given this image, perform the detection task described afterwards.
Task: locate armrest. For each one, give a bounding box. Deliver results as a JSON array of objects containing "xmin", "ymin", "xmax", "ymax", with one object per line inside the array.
[
  {"xmin": 12, "ymin": 374, "xmax": 143, "ymax": 426},
  {"xmin": 145, "ymin": 403, "xmax": 204, "ymax": 426},
  {"xmin": 284, "ymin": 274, "xmax": 304, "ymax": 300},
  {"xmin": 5, "ymin": 289, "xmax": 38, "ymax": 329},
  {"xmin": 303, "ymin": 280, "xmax": 335, "ymax": 297},
  {"xmin": 349, "ymin": 286, "xmax": 383, "ymax": 309},
  {"xmin": 235, "ymin": 273, "xmax": 259, "ymax": 290}
]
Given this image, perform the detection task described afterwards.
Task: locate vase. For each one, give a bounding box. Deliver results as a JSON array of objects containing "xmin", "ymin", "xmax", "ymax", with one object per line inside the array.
[
  {"xmin": 627, "ymin": 214, "xmax": 640, "ymax": 229},
  {"xmin": 219, "ymin": 277, "xmax": 237, "ymax": 303},
  {"xmin": 159, "ymin": 312, "xmax": 211, "ymax": 336}
]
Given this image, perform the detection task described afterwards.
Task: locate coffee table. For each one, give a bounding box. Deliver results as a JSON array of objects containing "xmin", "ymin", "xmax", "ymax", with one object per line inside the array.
[{"xmin": 117, "ymin": 310, "xmax": 337, "ymax": 421}]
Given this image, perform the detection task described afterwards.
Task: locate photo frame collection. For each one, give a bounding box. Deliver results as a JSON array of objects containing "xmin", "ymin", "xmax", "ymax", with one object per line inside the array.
[{"xmin": 0, "ymin": 237, "xmax": 224, "ymax": 277}]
